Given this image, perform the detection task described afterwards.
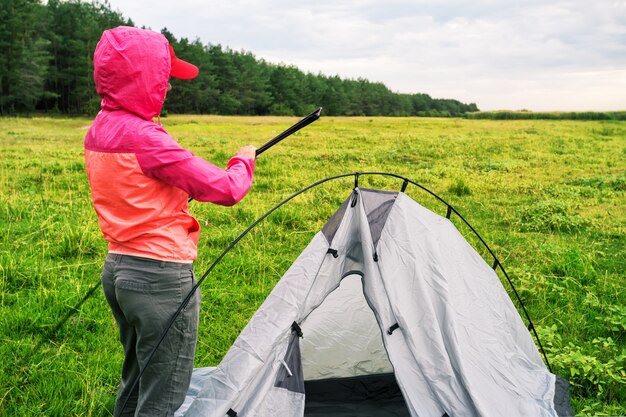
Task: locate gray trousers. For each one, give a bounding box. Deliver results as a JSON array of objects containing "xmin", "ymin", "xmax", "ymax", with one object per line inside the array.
[{"xmin": 101, "ymin": 253, "xmax": 200, "ymax": 417}]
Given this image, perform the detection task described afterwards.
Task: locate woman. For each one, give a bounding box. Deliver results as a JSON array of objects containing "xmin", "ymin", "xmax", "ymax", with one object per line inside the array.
[{"xmin": 85, "ymin": 26, "xmax": 255, "ymax": 416}]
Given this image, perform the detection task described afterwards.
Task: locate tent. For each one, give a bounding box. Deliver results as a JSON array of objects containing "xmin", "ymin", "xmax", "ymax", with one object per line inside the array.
[{"xmin": 175, "ymin": 180, "xmax": 573, "ymax": 417}]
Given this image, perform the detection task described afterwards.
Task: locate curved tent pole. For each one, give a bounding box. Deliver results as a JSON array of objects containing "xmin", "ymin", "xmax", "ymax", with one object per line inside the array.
[
  {"xmin": 117, "ymin": 172, "xmax": 354, "ymax": 415},
  {"xmin": 117, "ymin": 171, "xmax": 551, "ymax": 415}
]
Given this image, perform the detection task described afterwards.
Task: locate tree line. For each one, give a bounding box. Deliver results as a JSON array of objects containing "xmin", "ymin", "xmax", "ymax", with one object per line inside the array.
[
  {"xmin": 1, "ymin": 0, "xmax": 479, "ymax": 117},
  {"xmin": 465, "ymin": 110, "xmax": 626, "ymax": 121}
]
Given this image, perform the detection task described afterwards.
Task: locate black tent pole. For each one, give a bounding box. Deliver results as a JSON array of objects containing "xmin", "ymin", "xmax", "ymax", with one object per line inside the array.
[
  {"xmin": 188, "ymin": 107, "xmax": 322, "ymax": 202},
  {"xmin": 255, "ymin": 107, "xmax": 322, "ymax": 156},
  {"xmin": 42, "ymin": 167, "xmax": 552, "ymax": 416}
]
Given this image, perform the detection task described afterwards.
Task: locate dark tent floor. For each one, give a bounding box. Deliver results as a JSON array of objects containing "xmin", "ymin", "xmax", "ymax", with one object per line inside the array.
[{"xmin": 304, "ymin": 373, "xmax": 410, "ymax": 417}]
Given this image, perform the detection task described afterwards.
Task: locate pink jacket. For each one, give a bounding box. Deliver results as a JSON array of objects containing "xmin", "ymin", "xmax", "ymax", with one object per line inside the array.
[{"xmin": 85, "ymin": 27, "xmax": 255, "ymax": 262}]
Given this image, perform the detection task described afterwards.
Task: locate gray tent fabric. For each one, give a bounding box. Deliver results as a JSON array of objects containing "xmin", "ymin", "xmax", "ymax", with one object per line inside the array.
[
  {"xmin": 176, "ymin": 188, "xmax": 571, "ymax": 417},
  {"xmin": 554, "ymin": 376, "xmax": 574, "ymax": 417}
]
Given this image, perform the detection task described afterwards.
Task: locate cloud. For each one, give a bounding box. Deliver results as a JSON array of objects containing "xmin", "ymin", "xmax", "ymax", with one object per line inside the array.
[{"xmin": 107, "ymin": 0, "xmax": 626, "ymax": 110}]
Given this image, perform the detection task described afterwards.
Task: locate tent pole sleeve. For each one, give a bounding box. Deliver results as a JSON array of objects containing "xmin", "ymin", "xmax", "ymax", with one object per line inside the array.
[{"xmin": 401, "ymin": 179, "xmax": 409, "ymax": 192}]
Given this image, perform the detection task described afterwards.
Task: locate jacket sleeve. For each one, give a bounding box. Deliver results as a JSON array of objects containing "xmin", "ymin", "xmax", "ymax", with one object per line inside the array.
[{"xmin": 136, "ymin": 125, "xmax": 255, "ymax": 206}]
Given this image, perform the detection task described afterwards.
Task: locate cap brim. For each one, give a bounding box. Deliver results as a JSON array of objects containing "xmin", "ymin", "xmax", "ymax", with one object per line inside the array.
[
  {"xmin": 171, "ymin": 58, "xmax": 199, "ymax": 80},
  {"xmin": 168, "ymin": 44, "xmax": 199, "ymax": 80}
]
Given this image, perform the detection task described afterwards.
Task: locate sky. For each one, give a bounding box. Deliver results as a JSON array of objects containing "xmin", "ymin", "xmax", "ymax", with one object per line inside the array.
[{"xmin": 105, "ymin": 0, "xmax": 626, "ymax": 111}]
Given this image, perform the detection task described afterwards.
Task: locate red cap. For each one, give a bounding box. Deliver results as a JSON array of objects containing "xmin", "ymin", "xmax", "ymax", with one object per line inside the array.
[{"xmin": 168, "ymin": 44, "xmax": 199, "ymax": 80}]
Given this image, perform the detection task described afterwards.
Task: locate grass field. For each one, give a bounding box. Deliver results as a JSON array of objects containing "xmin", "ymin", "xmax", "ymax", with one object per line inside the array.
[{"xmin": 1, "ymin": 115, "xmax": 625, "ymax": 416}]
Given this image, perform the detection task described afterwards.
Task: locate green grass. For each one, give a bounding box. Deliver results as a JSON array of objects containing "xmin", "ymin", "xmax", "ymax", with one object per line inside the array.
[{"xmin": 1, "ymin": 115, "xmax": 625, "ymax": 416}]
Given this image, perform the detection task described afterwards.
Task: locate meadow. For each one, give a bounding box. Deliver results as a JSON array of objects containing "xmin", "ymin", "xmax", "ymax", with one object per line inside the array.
[{"xmin": 0, "ymin": 115, "xmax": 624, "ymax": 416}]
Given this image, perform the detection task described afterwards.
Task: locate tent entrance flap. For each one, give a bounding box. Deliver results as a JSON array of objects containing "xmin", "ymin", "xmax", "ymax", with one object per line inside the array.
[
  {"xmin": 300, "ymin": 274, "xmax": 393, "ymax": 380},
  {"xmin": 304, "ymin": 373, "xmax": 410, "ymax": 417},
  {"xmin": 299, "ymin": 273, "xmax": 410, "ymax": 416}
]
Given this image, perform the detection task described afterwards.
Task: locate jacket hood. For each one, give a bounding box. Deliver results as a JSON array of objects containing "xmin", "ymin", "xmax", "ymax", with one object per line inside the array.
[{"xmin": 94, "ymin": 26, "xmax": 170, "ymax": 120}]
